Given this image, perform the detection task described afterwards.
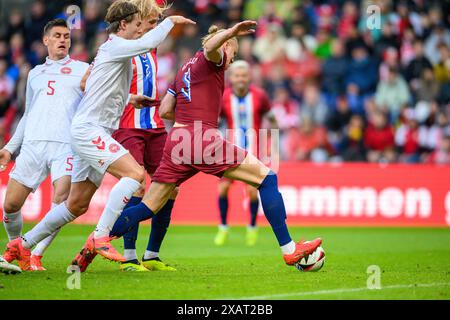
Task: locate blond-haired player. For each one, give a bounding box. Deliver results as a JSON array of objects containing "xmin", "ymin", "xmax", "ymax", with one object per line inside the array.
[
  {"xmin": 110, "ymin": 0, "xmax": 179, "ymax": 272},
  {"xmin": 3, "ymin": 0, "xmax": 195, "ymax": 270}
]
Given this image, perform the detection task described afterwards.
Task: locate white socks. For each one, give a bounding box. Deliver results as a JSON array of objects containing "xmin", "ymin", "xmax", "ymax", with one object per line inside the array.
[
  {"xmin": 280, "ymin": 241, "xmax": 296, "ymax": 255},
  {"xmin": 94, "ymin": 177, "xmax": 141, "ymax": 238},
  {"xmin": 22, "ymin": 203, "xmax": 76, "ymax": 249},
  {"xmin": 3, "ymin": 211, "xmax": 22, "ymax": 241},
  {"xmin": 124, "ymin": 249, "xmax": 138, "ymax": 261},
  {"xmin": 31, "ymin": 229, "xmax": 60, "ymax": 256},
  {"xmin": 143, "ymin": 250, "xmax": 159, "ymax": 260}
]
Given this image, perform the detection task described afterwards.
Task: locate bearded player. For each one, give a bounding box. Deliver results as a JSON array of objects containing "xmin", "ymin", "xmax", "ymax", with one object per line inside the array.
[
  {"xmin": 99, "ymin": 21, "xmax": 323, "ymax": 270},
  {"xmin": 3, "ymin": 0, "xmax": 195, "ymax": 269},
  {"xmin": 215, "ymin": 60, "xmax": 277, "ymax": 247},
  {"xmin": 0, "ymin": 19, "xmax": 89, "ymax": 270}
]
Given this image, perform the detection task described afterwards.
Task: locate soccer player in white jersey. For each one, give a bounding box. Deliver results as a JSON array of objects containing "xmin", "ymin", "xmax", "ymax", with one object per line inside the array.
[
  {"xmin": 2, "ymin": 0, "xmax": 194, "ymax": 269},
  {"xmin": 0, "ymin": 19, "xmax": 89, "ymax": 271}
]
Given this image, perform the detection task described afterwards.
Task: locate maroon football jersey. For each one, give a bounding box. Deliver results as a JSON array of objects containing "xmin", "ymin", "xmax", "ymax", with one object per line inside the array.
[{"xmin": 167, "ymin": 50, "xmax": 227, "ymax": 128}]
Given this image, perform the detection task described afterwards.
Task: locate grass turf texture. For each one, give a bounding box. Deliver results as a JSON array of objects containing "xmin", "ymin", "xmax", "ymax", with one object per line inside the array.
[{"xmin": 0, "ymin": 224, "xmax": 449, "ymax": 300}]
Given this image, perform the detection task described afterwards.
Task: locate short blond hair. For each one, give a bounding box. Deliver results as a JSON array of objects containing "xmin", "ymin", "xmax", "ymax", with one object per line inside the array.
[
  {"xmin": 128, "ymin": 0, "xmax": 170, "ymax": 19},
  {"xmin": 229, "ymin": 60, "xmax": 250, "ymax": 73},
  {"xmin": 202, "ymin": 25, "xmax": 237, "ymax": 47}
]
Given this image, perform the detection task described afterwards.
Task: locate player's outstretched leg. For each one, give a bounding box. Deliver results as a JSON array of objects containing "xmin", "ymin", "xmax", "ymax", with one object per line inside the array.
[
  {"xmin": 214, "ymin": 179, "xmax": 231, "ymax": 246},
  {"xmin": 110, "ymin": 182, "xmax": 176, "ymax": 237},
  {"xmin": 246, "ymin": 185, "xmax": 259, "ymax": 246},
  {"xmin": 3, "ymin": 197, "xmax": 82, "ymax": 271},
  {"xmin": 223, "ymin": 153, "xmax": 322, "ymax": 266}
]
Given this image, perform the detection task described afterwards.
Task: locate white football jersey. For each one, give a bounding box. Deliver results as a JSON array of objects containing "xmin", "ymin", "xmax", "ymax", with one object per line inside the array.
[
  {"xmin": 5, "ymin": 56, "xmax": 89, "ymax": 154},
  {"xmin": 71, "ymin": 18, "xmax": 174, "ymax": 130}
]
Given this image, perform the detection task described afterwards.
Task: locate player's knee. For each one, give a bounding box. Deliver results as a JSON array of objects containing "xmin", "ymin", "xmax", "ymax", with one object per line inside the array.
[
  {"xmin": 52, "ymin": 190, "xmax": 70, "ymax": 205},
  {"xmin": 127, "ymin": 166, "xmax": 146, "ymax": 184},
  {"xmin": 258, "ymin": 171, "xmax": 278, "ymax": 190},
  {"xmin": 3, "ymin": 200, "xmax": 23, "ymax": 214},
  {"xmin": 66, "ymin": 197, "xmax": 89, "ymax": 217}
]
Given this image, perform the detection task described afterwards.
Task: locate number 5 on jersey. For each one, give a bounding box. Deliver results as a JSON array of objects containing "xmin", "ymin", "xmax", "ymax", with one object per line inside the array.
[{"xmin": 47, "ymin": 80, "xmax": 56, "ymax": 95}]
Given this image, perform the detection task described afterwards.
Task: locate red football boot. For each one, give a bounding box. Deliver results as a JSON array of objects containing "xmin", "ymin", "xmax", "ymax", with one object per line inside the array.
[{"xmin": 283, "ymin": 238, "xmax": 322, "ymax": 266}]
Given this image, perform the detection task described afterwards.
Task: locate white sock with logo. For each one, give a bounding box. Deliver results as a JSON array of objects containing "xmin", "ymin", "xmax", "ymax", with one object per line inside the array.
[
  {"xmin": 94, "ymin": 177, "xmax": 141, "ymax": 238},
  {"xmin": 22, "ymin": 203, "xmax": 76, "ymax": 249},
  {"xmin": 3, "ymin": 211, "xmax": 22, "ymax": 241}
]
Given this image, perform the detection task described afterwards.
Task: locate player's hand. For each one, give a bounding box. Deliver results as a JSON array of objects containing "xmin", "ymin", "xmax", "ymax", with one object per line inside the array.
[
  {"xmin": 129, "ymin": 94, "xmax": 157, "ymax": 109},
  {"xmin": 0, "ymin": 149, "xmax": 12, "ymax": 171},
  {"xmin": 229, "ymin": 20, "xmax": 257, "ymax": 37},
  {"xmin": 168, "ymin": 16, "xmax": 196, "ymax": 26}
]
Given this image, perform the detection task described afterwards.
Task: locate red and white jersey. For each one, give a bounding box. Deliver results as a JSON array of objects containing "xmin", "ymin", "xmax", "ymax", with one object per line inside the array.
[
  {"xmin": 5, "ymin": 55, "xmax": 89, "ymax": 154},
  {"xmin": 221, "ymin": 85, "xmax": 271, "ymax": 152},
  {"xmin": 72, "ymin": 18, "xmax": 174, "ymax": 130},
  {"xmin": 119, "ymin": 50, "xmax": 164, "ymax": 130}
]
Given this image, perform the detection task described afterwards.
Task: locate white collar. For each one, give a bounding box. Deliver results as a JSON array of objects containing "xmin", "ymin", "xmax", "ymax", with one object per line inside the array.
[{"xmin": 45, "ymin": 55, "xmax": 71, "ymax": 66}]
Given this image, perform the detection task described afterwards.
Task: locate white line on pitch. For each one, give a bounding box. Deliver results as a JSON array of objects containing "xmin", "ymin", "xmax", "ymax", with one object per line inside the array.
[{"xmin": 220, "ymin": 282, "xmax": 450, "ymax": 300}]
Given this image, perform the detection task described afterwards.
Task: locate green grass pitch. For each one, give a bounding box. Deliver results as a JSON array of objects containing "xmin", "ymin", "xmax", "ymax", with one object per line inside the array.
[{"xmin": 0, "ymin": 224, "xmax": 449, "ymax": 300}]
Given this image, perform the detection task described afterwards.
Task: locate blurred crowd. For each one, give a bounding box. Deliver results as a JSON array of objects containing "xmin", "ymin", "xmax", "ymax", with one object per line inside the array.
[{"xmin": 0, "ymin": 0, "xmax": 449, "ymax": 164}]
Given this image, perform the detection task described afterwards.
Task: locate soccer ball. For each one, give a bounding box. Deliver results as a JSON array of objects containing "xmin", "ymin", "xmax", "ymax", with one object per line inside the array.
[{"xmin": 294, "ymin": 246, "xmax": 325, "ymax": 272}]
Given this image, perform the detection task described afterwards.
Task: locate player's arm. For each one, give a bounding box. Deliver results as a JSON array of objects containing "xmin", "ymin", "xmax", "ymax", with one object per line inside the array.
[
  {"xmin": 203, "ymin": 20, "xmax": 257, "ymax": 64},
  {"xmin": 128, "ymin": 94, "xmax": 155, "ymax": 109},
  {"xmin": 159, "ymin": 93, "xmax": 176, "ymax": 121},
  {"xmin": 109, "ymin": 16, "xmax": 195, "ymax": 61},
  {"xmin": 80, "ymin": 64, "xmax": 93, "ymax": 92},
  {"xmin": 0, "ymin": 74, "xmax": 33, "ymax": 170}
]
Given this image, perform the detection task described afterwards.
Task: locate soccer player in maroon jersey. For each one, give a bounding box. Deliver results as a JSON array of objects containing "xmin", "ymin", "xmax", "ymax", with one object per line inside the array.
[
  {"xmin": 215, "ymin": 60, "xmax": 278, "ymax": 247},
  {"xmin": 88, "ymin": 21, "xmax": 322, "ymax": 269}
]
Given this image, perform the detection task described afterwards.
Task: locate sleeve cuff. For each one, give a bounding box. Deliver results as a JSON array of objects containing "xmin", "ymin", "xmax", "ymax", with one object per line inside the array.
[
  {"xmin": 4, "ymin": 144, "xmax": 16, "ymax": 155},
  {"xmin": 167, "ymin": 88, "xmax": 176, "ymax": 97}
]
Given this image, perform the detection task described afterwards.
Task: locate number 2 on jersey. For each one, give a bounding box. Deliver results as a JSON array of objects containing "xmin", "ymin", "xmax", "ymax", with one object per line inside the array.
[
  {"xmin": 47, "ymin": 80, "xmax": 56, "ymax": 95},
  {"xmin": 181, "ymin": 68, "xmax": 191, "ymax": 102}
]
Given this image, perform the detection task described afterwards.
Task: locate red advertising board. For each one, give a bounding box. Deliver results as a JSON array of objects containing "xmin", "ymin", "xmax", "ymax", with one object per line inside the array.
[{"xmin": 1, "ymin": 162, "xmax": 449, "ymax": 227}]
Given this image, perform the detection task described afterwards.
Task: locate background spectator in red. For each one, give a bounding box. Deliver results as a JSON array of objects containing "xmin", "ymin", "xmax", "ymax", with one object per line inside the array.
[
  {"xmin": 395, "ymin": 109, "xmax": 423, "ymax": 163},
  {"xmin": 285, "ymin": 116, "xmax": 330, "ymax": 162},
  {"xmin": 0, "ymin": 0, "xmax": 448, "ymax": 164},
  {"xmin": 364, "ymin": 110, "xmax": 396, "ymax": 163}
]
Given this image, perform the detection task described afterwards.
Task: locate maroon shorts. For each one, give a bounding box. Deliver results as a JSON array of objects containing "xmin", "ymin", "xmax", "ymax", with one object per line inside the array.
[
  {"xmin": 112, "ymin": 128, "xmax": 167, "ymax": 175},
  {"xmin": 152, "ymin": 125, "xmax": 248, "ymax": 186}
]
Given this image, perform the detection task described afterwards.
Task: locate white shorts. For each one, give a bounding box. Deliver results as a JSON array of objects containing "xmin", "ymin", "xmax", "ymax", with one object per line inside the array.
[
  {"xmin": 70, "ymin": 123, "xmax": 128, "ymax": 187},
  {"xmin": 10, "ymin": 141, "xmax": 73, "ymax": 192}
]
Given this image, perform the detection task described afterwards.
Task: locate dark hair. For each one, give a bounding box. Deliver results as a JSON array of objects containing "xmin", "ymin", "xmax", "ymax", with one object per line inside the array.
[
  {"xmin": 105, "ymin": 0, "xmax": 140, "ymax": 34},
  {"xmin": 43, "ymin": 19, "xmax": 69, "ymax": 37}
]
